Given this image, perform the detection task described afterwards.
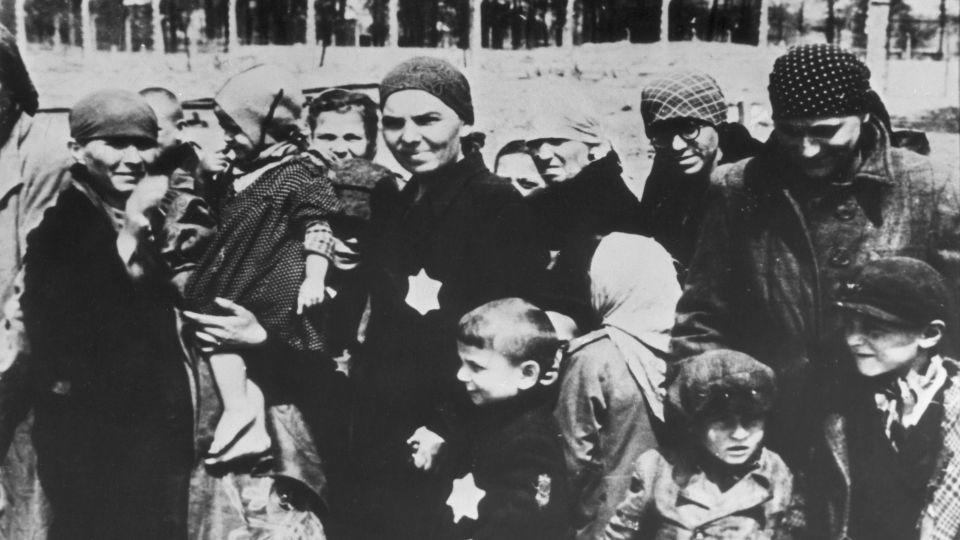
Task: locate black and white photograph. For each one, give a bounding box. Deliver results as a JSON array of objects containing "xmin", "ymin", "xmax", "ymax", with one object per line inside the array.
[{"xmin": 0, "ymin": 0, "xmax": 957, "ymax": 537}]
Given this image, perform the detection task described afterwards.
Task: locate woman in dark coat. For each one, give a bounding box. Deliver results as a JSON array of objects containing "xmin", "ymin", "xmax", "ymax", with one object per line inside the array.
[{"xmin": 351, "ymin": 56, "xmax": 547, "ymax": 540}]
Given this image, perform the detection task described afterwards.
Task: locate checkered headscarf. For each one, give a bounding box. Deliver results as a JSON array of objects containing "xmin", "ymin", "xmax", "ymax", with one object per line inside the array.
[
  {"xmin": 768, "ymin": 44, "xmax": 872, "ymax": 120},
  {"xmin": 640, "ymin": 71, "xmax": 727, "ymax": 133}
]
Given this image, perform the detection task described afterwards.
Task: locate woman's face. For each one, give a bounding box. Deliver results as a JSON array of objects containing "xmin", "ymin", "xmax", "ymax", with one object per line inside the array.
[
  {"xmin": 381, "ymin": 90, "xmax": 465, "ymax": 174},
  {"xmin": 311, "ymin": 109, "xmax": 370, "ymax": 164}
]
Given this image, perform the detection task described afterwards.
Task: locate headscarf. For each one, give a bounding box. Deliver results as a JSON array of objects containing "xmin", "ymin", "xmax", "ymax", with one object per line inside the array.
[
  {"xmin": 640, "ymin": 70, "xmax": 727, "ymax": 132},
  {"xmin": 526, "ymin": 85, "xmax": 605, "ymax": 146},
  {"xmin": 589, "ymin": 233, "xmax": 681, "ymax": 420},
  {"xmin": 768, "ymin": 44, "xmax": 872, "ymax": 120},
  {"xmin": 70, "ymin": 89, "xmax": 158, "ymax": 143},
  {"xmin": 215, "ymin": 64, "xmax": 305, "ymax": 150},
  {"xmin": 379, "ymin": 57, "xmax": 474, "ymax": 124}
]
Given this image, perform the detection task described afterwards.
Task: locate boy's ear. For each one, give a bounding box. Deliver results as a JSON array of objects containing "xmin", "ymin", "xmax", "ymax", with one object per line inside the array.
[
  {"xmin": 919, "ymin": 320, "xmax": 945, "ymax": 349},
  {"xmin": 518, "ymin": 360, "xmax": 541, "ymax": 391},
  {"xmin": 68, "ymin": 139, "xmax": 84, "ymax": 163}
]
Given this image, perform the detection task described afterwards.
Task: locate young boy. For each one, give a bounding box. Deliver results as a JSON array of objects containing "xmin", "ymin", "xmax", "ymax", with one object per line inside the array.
[
  {"xmin": 605, "ymin": 349, "xmax": 804, "ymax": 540},
  {"xmin": 807, "ymin": 257, "xmax": 960, "ymax": 540},
  {"xmin": 441, "ymin": 297, "xmax": 571, "ymax": 540}
]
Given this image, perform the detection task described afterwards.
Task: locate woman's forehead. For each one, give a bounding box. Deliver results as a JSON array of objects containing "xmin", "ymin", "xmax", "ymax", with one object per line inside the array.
[{"xmin": 382, "ymin": 89, "xmax": 457, "ymax": 118}]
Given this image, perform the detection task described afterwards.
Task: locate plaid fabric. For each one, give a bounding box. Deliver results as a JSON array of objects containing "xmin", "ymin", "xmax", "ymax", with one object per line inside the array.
[
  {"xmin": 920, "ymin": 358, "xmax": 960, "ymax": 539},
  {"xmin": 640, "ymin": 70, "xmax": 727, "ymax": 132},
  {"xmin": 303, "ymin": 220, "xmax": 335, "ymax": 259}
]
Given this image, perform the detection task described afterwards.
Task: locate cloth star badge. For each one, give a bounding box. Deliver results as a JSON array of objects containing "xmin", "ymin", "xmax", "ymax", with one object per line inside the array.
[
  {"xmin": 405, "ymin": 269, "xmax": 441, "ymax": 315},
  {"xmin": 447, "ymin": 473, "xmax": 486, "ymax": 523},
  {"xmin": 333, "ymin": 349, "xmax": 352, "ymax": 378}
]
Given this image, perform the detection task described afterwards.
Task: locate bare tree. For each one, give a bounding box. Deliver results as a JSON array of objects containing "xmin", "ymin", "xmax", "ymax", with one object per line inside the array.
[
  {"xmin": 14, "ymin": 0, "xmax": 27, "ymax": 50},
  {"xmin": 151, "ymin": 0, "xmax": 162, "ymax": 50},
  {"xmin": 759, "ymin": 0, "xmax": 770, "ymax": 44},
  {"xmin": 228, "ymin": 0, "xmax": 239, "ymax": 50},
  {"xmin": 307, "ymin": 0, "xmax": 317, "ymax": 44},
  {"xmin": 388, "ymin": 0, "xmax": 399, "ymax": 46},
  {"xmin": 661, "ymin": 0, "xmax": 670, "ymax": 42},
  {"xmin": 82, "ymin": 0, "xmax": 93, "ymax": 52},
  {"xmin": 564, "ymin": 0, "xmax": 576, "ymax": 47},
  {"xmin": 470, "ymin": 0, "xmax": 482, "ymax": 51}
]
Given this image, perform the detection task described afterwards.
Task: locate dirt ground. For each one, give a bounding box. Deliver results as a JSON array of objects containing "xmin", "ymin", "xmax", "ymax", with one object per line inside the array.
[{"xmin": 22, "ymin": 41, "xmax": 959, "ymax": 180}]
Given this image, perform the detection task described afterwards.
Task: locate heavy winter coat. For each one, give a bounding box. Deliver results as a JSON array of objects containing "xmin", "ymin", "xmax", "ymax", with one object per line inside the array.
[
  {"xmin": 670, "ymin": 119, "xmax": 960, "ymax": 462},
  {"xmin": 807, "ymin": 357, "xmax": 960, "ymax": 540}
]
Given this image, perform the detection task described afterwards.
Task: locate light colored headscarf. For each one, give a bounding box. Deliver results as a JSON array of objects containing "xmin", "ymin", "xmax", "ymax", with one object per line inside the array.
[
  {"xmin": 526, "ymin": 85, "xmax": 606, "ymax": 147},
  {"xmin": 589, "ymin": 233, "xmax": 681, "ymax": 419}
]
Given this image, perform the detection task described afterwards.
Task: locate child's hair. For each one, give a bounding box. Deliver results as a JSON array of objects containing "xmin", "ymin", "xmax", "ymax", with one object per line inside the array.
[
  {"xmin": 494, "ymin": 139, "xmax": 530, "ymax": 170},
  {"xmin": 458, "ymin": 298, "xmax": 560, "ymax": 377},
  {"xmin": 306, "ymin": 88, "xmax": 379, "ymax": 159}
]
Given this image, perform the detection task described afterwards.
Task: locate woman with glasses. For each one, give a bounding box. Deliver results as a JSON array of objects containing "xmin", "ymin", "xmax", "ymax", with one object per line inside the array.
[{"xmin": 633, "ymin": 70, "xmax": 762, "ymax": 274}]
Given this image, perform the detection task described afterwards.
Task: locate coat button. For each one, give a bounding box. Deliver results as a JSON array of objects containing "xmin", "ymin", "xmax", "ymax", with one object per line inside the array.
[
  {"xmin": 829, "ymin": 247, "xmax": 852, "ymax": 267},
  {"xmin": 835, "ymin": 203, "xmax": 857, "ymax": 221}
]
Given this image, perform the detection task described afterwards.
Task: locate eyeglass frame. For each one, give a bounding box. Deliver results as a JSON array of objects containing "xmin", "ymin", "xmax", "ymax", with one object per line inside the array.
[{"xmin": 647, "ymin": 119, "xmax": 711, "ymax": 150}]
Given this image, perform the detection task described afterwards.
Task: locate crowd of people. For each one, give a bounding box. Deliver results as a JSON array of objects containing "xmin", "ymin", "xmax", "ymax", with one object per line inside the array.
[{"xmin": 1, "ymin": 21, "xmax": 959, "ymax": 540}]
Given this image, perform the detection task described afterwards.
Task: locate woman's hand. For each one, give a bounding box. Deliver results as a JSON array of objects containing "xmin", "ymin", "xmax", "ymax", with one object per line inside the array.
[{"xmin": 182, "ymin": 297, "xmax": 268, "ymax": 351}]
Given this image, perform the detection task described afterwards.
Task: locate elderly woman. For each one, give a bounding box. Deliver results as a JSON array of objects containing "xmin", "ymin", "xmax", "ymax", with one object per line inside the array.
[
  {"xmin": 354, "ymin": 56, "xmax": 546, "ymax": 540},
  {"xmin": 555, "ymin": 233, "xmax": 681, "ymax": 540},
  {"xmin": 15, "ymin": 89, "xmax": 193, "ymax": 540}
]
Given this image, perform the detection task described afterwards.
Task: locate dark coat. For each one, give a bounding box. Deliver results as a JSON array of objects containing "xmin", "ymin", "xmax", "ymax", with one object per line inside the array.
[
  {"xmin": 670, "ymin": 119, "xmax": 960, "ymax": 463},
  {"xmin": 807, "ymin": 357, "xmax": 960, "ymax": 540},
  {"xmin": 440, "ymin": 391, "xmax": 572, "ymax": 540},
  {"xmin": 18, "ymin": 179, "xmax": 194, "ymax": 540}
]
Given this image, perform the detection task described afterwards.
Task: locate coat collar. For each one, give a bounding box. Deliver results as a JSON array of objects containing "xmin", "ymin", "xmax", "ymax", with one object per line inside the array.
[{"xmin": 408, "ymin": 153, "xmax": 489, "ymax": 216}]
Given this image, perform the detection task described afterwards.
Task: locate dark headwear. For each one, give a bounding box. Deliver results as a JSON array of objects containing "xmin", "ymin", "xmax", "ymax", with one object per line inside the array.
[
  {"xmin": 69, "ymin": 89, "xmax": 158, "ymax": 143},
  {"xmin": 668, "ymin": 350, "xmax": 777, "ymax": 421},
  {"xmin": 641, "ymin": 70, "xmax": 727, "ymax": 132},
  {"xmin": 768, "ymin": 44, "xmax": 872, "ymax": 120},
  {"xmin": 215, "ymin": 64, "xmax": 303, "ymax": 147},
  {"xmin": 0, "ymin": 24, "xmax": 38, "ymax": 115},
  {"xmin": 835, "ymin": 257, "xmax": 956, "ymax": 328},
  {"xmin": 379, "ymin": 57, "xmax": 474, "ymax": 125}
]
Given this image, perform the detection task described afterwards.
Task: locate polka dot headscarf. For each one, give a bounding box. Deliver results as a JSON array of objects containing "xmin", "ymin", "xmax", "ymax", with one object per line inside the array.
[{"xmin": 768, "ymin": 44, "xmax": 872, "ymax": 120}]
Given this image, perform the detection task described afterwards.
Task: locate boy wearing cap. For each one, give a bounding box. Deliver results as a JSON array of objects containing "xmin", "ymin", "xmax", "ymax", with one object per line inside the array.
[
  {"xmin": 808, "ymin": 257, "xmax": 960, "ymax": 540},
  {"xmin": 440, "ymin": 298, "xmax": 571, "ymax": 540},
  {"xmin": 606, "ymin": 350, "xmax": 803, "ymax": 540}
]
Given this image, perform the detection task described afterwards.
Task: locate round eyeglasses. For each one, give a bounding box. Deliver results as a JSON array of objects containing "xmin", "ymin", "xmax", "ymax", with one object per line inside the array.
[{"xmin": 648, "ymin": 120, "xmax": 705, "ymax": 149}]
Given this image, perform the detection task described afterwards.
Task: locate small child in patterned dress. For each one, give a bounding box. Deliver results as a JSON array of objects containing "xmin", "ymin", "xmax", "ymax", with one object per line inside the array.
[{"xmin": 180, "ymin": 65, "xmax": 343, "ymax": 463}]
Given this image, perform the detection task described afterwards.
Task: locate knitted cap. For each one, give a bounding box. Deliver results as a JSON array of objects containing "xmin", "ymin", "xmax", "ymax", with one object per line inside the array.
[
  {"xmin": 215, "ymin": 64, "xmax": 304, "ymax": 146},
  {"xmin": 379, "ymin": 57, "xmax": 474, "ymax": 125},
  {"xmin": 835, "ymin": 257, "xmax": 956, "ymax": 328},
  {"xmin": 641, "ymin": 70, "xmax": 727, "ymax": 132},
  {"xmin": 668, "ymin": 350, "xmax": 777, "ymax": 421},
  {"xmin": 768, "ymin": 44, "xmax": 872, "ymax": 120},
  {"xmin": 70, "ymin": 89, "xmax": 158, "ymax": 144},
  {"xmin": 0, "ymin": 24, "xmax": 38, "ymax": 115}
]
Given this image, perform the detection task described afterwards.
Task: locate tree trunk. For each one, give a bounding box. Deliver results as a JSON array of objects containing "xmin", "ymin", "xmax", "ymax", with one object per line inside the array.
[
  {"xmin": 306, "ymin": 0, "xmax": 316, "ymax": 44},
  {"xmin": 563, "ymin": 0, "xmax": 576, "ymax": 47},
  {"xmin": 14, "ymin": 0, "xmax": 27, "ymax": 50},
  {"xmin": 825, "ymin": 0, "xmax": 836, "ymax": 43},
  {"xmin": 82, "ymin": 0, "xmax": 93, "ymax": 52},
  {"xmin": 758, "ymin": 0, "xmax": 769, "ymax": 45},
  {"xmin": 387, "ymin": 0, "xmax": 399, "ymax": 46},
  {"xmin": 469, "ymin": 0, "xmax": 482, "ymax": 52},
  {"xmin": 151, "ymin": 0, "xmax": 162, "ymax": 50},
  {"xmin": 660, "ymin": 0, "xmax": 670, "ymax": 42},
  {"xmin": 124, "ymin": 8, "xmax": 133, "ymax": 51},
  {"xmin": 865, "ymin": 0, "xmax": 891, "ymax": 91},
  {"xmin": 228, "ymin": 0, "xmax": 239, "ymax": 50},
  {"xmin": 936, "ymin": 0, "xmax": 946, "ymax": 57}
]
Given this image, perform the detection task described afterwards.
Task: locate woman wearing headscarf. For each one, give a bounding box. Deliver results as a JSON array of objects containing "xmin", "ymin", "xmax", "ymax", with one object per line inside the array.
[
  {"xmin": 633, "ymin": 70, "xmax": 763, "ymax": 274},
  {"xmin": 554, "ymin": 233, "xmax": 681, "ymax": 540},
  {"xmin": 352, "ymin": 56, "xmax": 546, "ymax": 540}
]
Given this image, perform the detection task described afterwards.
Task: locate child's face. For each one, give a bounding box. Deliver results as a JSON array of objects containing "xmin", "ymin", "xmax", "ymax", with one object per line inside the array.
[
  {"xmin": 701, "ymin": 413, "xmax": 765, "ymax": 466},
  {"xmin": 456, "ymin": 343, "xmax": 536, "ymax": 406},
  {"xmin": 842, "ymin": 311, "xmax": 926, "ymax": 377}
]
